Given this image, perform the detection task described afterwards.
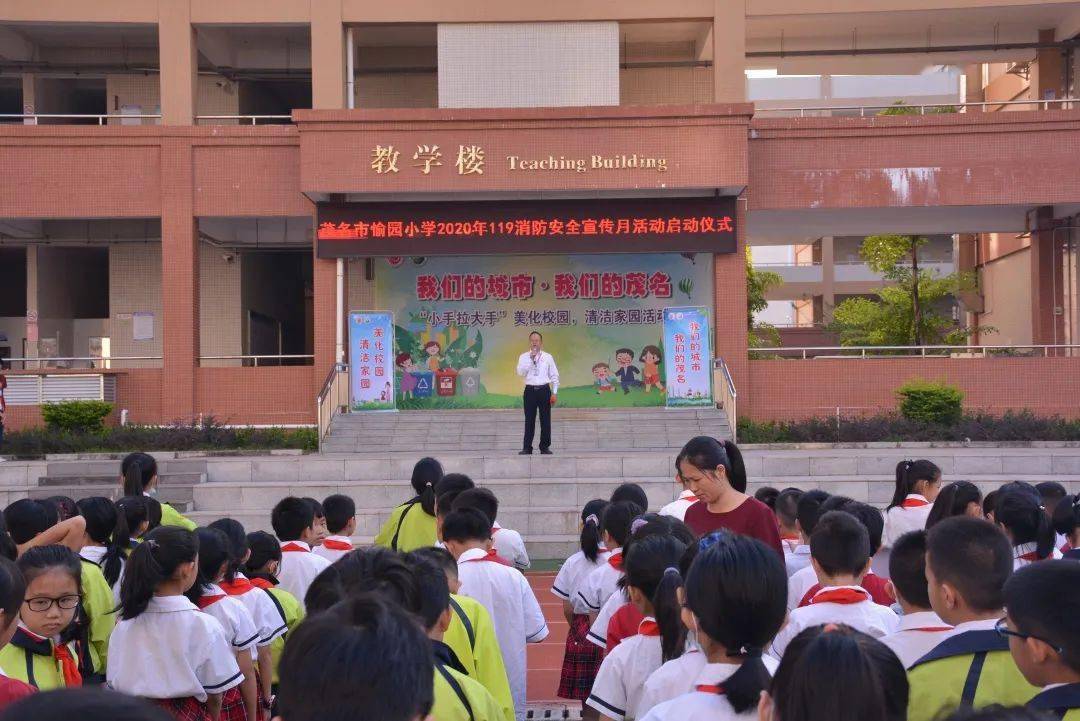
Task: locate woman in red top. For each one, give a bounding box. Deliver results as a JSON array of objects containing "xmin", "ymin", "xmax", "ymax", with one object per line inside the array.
[{"xmin": 678, "ymin": 436, "xmax": 784, "ymax": 557}]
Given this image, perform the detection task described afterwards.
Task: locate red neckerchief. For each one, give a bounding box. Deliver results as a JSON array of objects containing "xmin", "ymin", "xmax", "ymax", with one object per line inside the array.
[
  {"xmin": 464, "ymin": 549, "xmax": 512, "ymax": 566},
  {"xmin": 322, "ymin": 539, "xmax": 353, "ymax": 551},
  {"xmin": 1017, "ymin": 550, "xmax": 1041, "ymax": 562},
  {"xmin": 249, "ymin": 577, "xmax": 274, "ymax": 590},
  {"xmin": 52, "ymin": 643, "xmax": 82, "ymax": 687},
  {"xmin": 809, "ymin": 587, "xmax": 872, "ymax": 605},
  {"xmin": 607, "ymin": 551, "xmax": 624, "ymax": 571},
  {"xmin": 197, "ymin": 594, "xmax": 226, "ymax": 610},
  {"xmin": 909, "ymin": 626, "xmax": 953, "ymax": 632},
  {"xmin": 696, "ymin": 684, "xmax": 725, "ymax": 694},
  {"xmin": 780, "ymin": 534, "xmax": 800, "ymax": 542},
  {"xmin": 281, "ymin": 543, "xmax": 309, "ymax": 553},
  {"xmin": 901, "ymin": 496, "xmax": 930, "ymax": 509},
  {"xmin": 637, "ymin": 618, "xmax": 660, "ymax": 637},
  {"xmin": 219, "ymin": 577, "xmax": 255, "ymax": 596}
]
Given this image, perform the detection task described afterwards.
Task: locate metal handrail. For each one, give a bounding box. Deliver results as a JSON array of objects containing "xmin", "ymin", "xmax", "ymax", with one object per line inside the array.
[
  {"xmin": 200, "ymin": 355, "xmax": 314, "ymax": 360},
  {"xmin": 1, "ymin": 356, "xmax": 162, "ymax": 362},
  {"xmin": 194, "ymin": 115, "xmax": 293, "ymax": 125},
  {"xmin": 712, "ymin": 357, "xmax": 738, "ymax": 443},
  {"xmin": 0, "ymin": 113, "xmax": 161, "ymax": 125},
  {"xmin": 753, "ymin": 343, "xmax": 1080, "ymax": 359},
  {"xmin": 316, "ymin": 363, "xmax": 349, "ymax": 451},
  {"xmin": 755, "ymin": 98, "xmax": 1077, "ymax": 117}
]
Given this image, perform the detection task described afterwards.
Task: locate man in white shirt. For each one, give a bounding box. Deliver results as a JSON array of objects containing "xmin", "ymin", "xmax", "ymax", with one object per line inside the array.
[
  {"xmin": 516, "ymin": 330, "xmax": 559, "ymax": 455},
  {"xmin": 271, "ymin": 496, "xmax": 332, "ymax": 608}
]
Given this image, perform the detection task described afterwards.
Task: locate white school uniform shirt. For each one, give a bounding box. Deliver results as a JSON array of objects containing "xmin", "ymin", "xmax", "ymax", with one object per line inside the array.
[
  {"xmin": 768, "ymin": 585, "xmax": 900, "ymax": 659},
  {"xmin": 786, "ymin": 564, "xmax": 818, "ymax": 612},
  {"xmin": 81, "ymin": 545, "xmax": 125, "ymax": 604},
  {"xmin": 785, "ymin": 543, "xmax": 812, "ymax": 579},
  {"xmin": 576, "ymin": 548, "xmax": 624, "ymax": 613},
  {"xmin": 227, "ymin": 574, "xmax": 289, "ymax": 648},
  {"xmin": 552, "ymin": 548, "xmax": 610, "ymax": 611},
  {"xmin": 879, "ymin": 610, "xmax": 953, "ymax": 668},
  {"xmin": 588, "ymin": 588, "xmax": 629, "ymax": 648},
  {"xmin": 492, "ymin": 523, "xmax": 531, "ymax": 570},
  {"xmin": 1013, "ymin": 542, "xmax": 1064, "ymax": 569},
  {"xmin": 312, "ymin": 535, "xmax": 354, "ymax": 564},
  {"xmin": 638, "ymin": 646, "xmax": 780, "ymax": 717},
  {"xmin": 639, "ymin": 661, "xmax": 773, "ymax": 721},
  {"xmin": 516, "ymin": 350, "xmax": 560, "ymax": 393},
  {"xmin": 883, "ymin": 495, "xmax": 933, "ymax": 548},
  {"xmin": 107, "ymin": 595, "xmax": 243, "ymax": 702},
  {"xmin": 457, "ymin": 547, "xmax": 549, "ymax": 717},
  {"xmin": 588, "ymin": 618, "xmax": 663, "ymax": 721},
  {"xmin": 198, "ymin": 585, "xmax": 260, "ymax": 655},
  {"xmin": 659, "ymin": 490, "xmax": 699, "ymax": 522},
  {"xmin": 277, "ymin": 540, "xmax": 331, "ymax": 608}
]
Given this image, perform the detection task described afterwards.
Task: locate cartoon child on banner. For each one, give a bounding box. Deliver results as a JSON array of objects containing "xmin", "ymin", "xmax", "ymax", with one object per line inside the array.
[
  {"xmin": 614, "ymin": 348, "xmax": 642, "ymax": 395},
  {"xmin": 639, "ymin": 345, "xmax": 666, "ymax": 393},
  {"xmin": 423, "ymin": 340, "xmax": 442, "ymax": 373},
  {"xmin": 396, "ymin": 352, "xmax": 419, "ymax": 400},
  {"xmin": 592, "ymin": 362, "xmax": 617, "ymax": 394}
]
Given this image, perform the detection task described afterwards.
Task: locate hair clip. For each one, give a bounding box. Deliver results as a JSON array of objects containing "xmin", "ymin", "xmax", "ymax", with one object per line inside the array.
[
  {"xmin": 584, "ymin": 514, "xmax": 599, "ymax": 526},
  {"xmin": 697, "ymin": 531, "xmax": 724, "ymax": 552},
  {"xmin": 663, "ymin": 566, "xmax": 681, "ymax": 577},
  {"xmin": 821, "ymin": 623, "xmax": 841, "ymax": 634},
  {"xmin": 145, "ymin": 539, "xmax": 159, "ymax": 550},
  {"xmin": 630, "ymin": 517, "xmax": 649, "ymax": 535},
  {"xmin": 741, "ymin": 646, "xmax": 763, "ymax": 658}
]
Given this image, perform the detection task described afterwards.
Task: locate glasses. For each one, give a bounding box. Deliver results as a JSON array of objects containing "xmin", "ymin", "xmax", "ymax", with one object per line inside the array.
[
  {"xmin": 24, "ymin": 595, "xmax": 81, "ymax": 613},
  {"xmin": 994, "ymin": 618, "xmax": 1064, "ymax": 653}
]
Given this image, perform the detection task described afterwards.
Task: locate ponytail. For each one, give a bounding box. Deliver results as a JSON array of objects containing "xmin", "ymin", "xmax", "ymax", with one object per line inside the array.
[
  {"xmin": 118, "ymin": 526, "xmax": 197, "ymax": 620},
  {"xmin": 623, "ymin": 535, "xmax": 688, "ymax": 663},
  {"xmin": 926, "ymin": 481, "xmax": 981, "ymax": 529},
  {"xmin": 76, "ymin": 497, "xmax": 126, "ymax": 586},
  {"xmin": 579, "ymin": 499, "xmax": 608, "ymax": 562},
  {"xmin": 654, "ymin": 566, "xmax": 686, "ymax": 662},
  {"xmin": 411, "ymin": 457, "xmax": 443, "ymax": 517},
  {"xmin": 121, "ymin": 452, "xmax": 157, "ymax": 497},
  {"xmin": 679, "ymin": 436, "xmax": 747, "ymax": 494},
  {"xmin": 185, "ymin": 527, "xmax": 230, "ymax": 604},
  {"xmin": 723, "ymin": 440, "xmax": 747, "ymax": 493},
  {"xmin": 996, "ymin": 485, "xmax": 1056, "ymax": 559},
  {"xmin": 888, "ymin": 459, "xmax": 941, "ymax": 510},
  {"xmin": 1052, "ymin": 493, "xmax": 1080, "ymax": 542},
  {"xmin": 114, "ymin": 496, "xmax": 148, "ymax": 562},
  {"xmin": 0, "ymin": 512, "xmax": 17, "ymax": 562}
]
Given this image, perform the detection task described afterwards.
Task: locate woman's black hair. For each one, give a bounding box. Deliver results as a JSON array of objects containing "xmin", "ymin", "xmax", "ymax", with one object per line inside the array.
[
  {"xmin": 926, "ymin": 481, "xmax": 982, "ymax": 529},
  {"xmin": 888, "ymin": 459, "xmax": 941, "ymax": 511},
  {"xmin": 996, "ymin": 486, "xmax": 1055, "ymax": 560},
  {"xmin": 1052, "ymin": 493, "xmax": 1080, "ymax": 541},
  {"xmin": 118, "ymin": 526, "xmax": 198, "ymax": 621},
  {"xmin": 208, "ymin": 518, "xmax": 248, "ymax": 582},
  {"xmin": 0, "ymin": 556, "xmax": 25, "ymax": 625},
  {"xmin": 678, "ymin": 436, "xmax": 748, "ymax": 493},
  {"xmin": 17, "ymin": 544, "xmax": 82, "ymax": 586},
  {"xmin": 622, "ymin": 534, "xmax": 687, "ymax": 662},
  {"xmin": 121, "ymin": 452, "xmax": 158, "ymax": 497},
  {"xmin": 410, "ymin": 457, "xmax": 443, "ymax": 517},
  {"xmin": 685, "ymin": 531, "xmax": 788, "ymax": 713},
  {"xmin": 76, "ymin": 497, "xmax": 125, "ymax": 587},
  {"xmin": 185, "ymin": 527, "xmax": 232, "ymax": 604},
  {"xmin": 0, "ymin": 687, "xmax": 175, "ymax": 721},
  {"xmin": 244, "ymin": 531, "xmax": 283, "ymax": 580},
  {"xmin": 579, "ymin": 499, "xmax": 608, "ymax": 562},
  {"xmin": 600, "ymin": 501, "xmax": 643, "ymax": 549},
  {"xmin": 0, "ymin": 509, "xmax": 20, "ymax": 561},
  {"xmin": 770, "ymin": 624, "xmax": 909, "ymax": 721}
]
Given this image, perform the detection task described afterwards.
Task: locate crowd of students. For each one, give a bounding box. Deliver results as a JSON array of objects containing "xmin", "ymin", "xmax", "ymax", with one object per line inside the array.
[{"xmin": 0, "ymin": 440, "xmax": 1076, "ymax": 721}]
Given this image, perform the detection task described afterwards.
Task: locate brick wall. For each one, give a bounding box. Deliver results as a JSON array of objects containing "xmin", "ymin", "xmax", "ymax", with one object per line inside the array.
[
  {"xmin": 199, "ymin": 242, "xmax": 243, "ymax": 367},
  {"xmin": 109, "ymin": 243, "xmax": 163, "ymax": 369},
  {"xmin": 196, "ymin": 366, "xmax": 315, "ymax": 425}
]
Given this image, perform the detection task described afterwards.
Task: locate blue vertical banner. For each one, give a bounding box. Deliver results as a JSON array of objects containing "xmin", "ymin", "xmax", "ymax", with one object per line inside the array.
[
  {"xmin": 348, "ymin": 311, "xmax": 396, "ymax": 411},
  {"xmin": 662, "ymin": 306, "xmax": 713, "ymax": 407}
]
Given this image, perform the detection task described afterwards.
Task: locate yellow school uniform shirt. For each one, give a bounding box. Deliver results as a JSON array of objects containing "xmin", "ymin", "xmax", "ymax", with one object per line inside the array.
[
  {"xmin": 908, "ymin": 623, "xmax": 1041, "ymax": 721},
  {"xmin": 444, "ymin": 593, "xmax": 514, "ymax": 721},
  {"xmin": 261, "ymin": 583, "xmax": 304, "ymax": 686},
  {"xmin": 433, "ymin": 641, "xmax": 507, "ymax": 721},
  {"xmin": 160, "ymin": 502, "xmax": 197, "ymax": 531},
  {"xmin": 1027, "ymin": 683, "xmax": 1080, "ymax": 720},
  {"xmin": 79, "ymin": 559, "xmax": 116, "ymax": 674},
  {"xmin": 374, "ymin": 500, "xmax": 437, "ymax": 552},
  {"xmin": 0, "ymin": 629, "xmax": 80, "ymax": 691}
]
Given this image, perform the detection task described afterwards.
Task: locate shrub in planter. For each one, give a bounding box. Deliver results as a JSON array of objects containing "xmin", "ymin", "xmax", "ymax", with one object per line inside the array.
[
  {"xmin": 41, "ymin": 400, "xmax": 114, "ymax": 434},
  {"xmin": 896, "ymin": 380, "xmax": 963, "ymax": 425}
]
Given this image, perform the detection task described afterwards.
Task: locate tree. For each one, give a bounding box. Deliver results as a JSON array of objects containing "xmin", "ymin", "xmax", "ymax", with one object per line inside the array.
[
  {"xmin": 830, "ymin": 233, "xmax": 991, "ymax": 347},
  {"xmin": 746, "ymin": 247, "xmax": 783, "ymax": 348}
]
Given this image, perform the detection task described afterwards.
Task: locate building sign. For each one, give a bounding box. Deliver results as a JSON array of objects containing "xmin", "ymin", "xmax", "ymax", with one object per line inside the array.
[
  {"xmin": 317, "ymin": 197, "xmax": 737, "ymax": 258},
  {"xmin": 375, "ymin": 253, "xmax": 714, "ymax": 409},
  {"xmin": 348, "ymin": 311, "xmax": 395, "ymax": 411},
  {"xmin": 662, "ymin": 306, "xmax": 713, "ymax": 407},
  {"xmin": 365, "ymin": 142, "xmax": 670, "ymax": 177}
]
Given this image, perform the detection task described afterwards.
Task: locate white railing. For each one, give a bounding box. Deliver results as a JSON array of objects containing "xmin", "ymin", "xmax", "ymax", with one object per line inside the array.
[
  {"xmin": 752, "ymin": 344, "xmax": 1080, "ymax": 359},
  {"xmin": 754, "ymin": 98, "xmax": 1078, "ymax": 118},
  {"xmin": 193, "ymin": 115, "xmax": 293, "ymax": 125},
  {"xmin": 316, "ymin": 363, "xmax": 350, "ymax": 451},
  {"xmin": 4, "ymin": 373, "xmax": 116, "ymax": 405},
  {"xmin": 199, "ymin": 355, "xmax": 314, "ymax": 367},
  {"xmin": 0, "ymin": 113, "xmax": 162, "ymax": 125},
  {"xmin": 712, "ymin": 357, "xmax": 738, "ymax": 442},
  {"xmin": 2, "ymin": 356, "xmax": 161, "ymax": 370}
]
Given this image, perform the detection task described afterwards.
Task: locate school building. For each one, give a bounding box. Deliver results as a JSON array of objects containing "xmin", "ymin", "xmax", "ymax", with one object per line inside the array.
[{"xmin": 2, "ymin": 0, "xmax": 1080, "ymax": 432}]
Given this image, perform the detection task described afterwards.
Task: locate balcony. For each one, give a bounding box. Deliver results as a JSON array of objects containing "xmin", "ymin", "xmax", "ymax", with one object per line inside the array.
[
  {"xmin": 834, "ymin": 260, "xmax": 955, "ymax": 282},
  {"xmin": 754, "ymin": 262, "xmax": 823, "ymax": 283}
]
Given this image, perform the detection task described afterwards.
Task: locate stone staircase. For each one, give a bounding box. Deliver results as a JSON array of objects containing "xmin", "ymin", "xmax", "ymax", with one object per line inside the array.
[{"xmin": 27, "ymin": 459, "xmax": 204, "ymax": 511}]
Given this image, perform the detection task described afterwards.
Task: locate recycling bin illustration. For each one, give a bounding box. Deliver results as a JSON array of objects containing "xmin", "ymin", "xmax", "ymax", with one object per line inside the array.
[
  {"xmin": 435, "ymin": 368, "xmax": 459, "ymax": 396},
  {"xmin": 459, "ymin": 367, "xmax": 480, "ymax": 396},
  {"xmin": 412, "ymin": 371, "xmax": 434, "ymax": 398}
]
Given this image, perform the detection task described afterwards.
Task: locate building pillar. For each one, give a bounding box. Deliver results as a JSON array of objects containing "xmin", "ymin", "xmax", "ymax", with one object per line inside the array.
[
  {"xmin": 158, "ymin": 0, "xmax": 197, "ymax": 125},
  {"xmin": 312, "ymin": 242, "xmax": 338, "ymax": 395},
  {"xmin": 1032, "ymin": 29, "xmax": 1066, "ymax": 102},
  {"xmin": 716, "ymin": 194, "xmax": 749, "ymax": 405},
  {"xmin": 1030, "ymin": 206, "xmax": 1064, "ymax": 345},
  {"xmin": 712, "ymin": 0, "xmax": 746, "ymax": 103},
  {"xmin": 160, "ymin": 139, "xmax": 198, "ymax": 420},
  {"xmin": 820, "ymin": 236, "xmax": 836, "ymax": 323},
  {"xmin": 311, "ymin": 0, "xmax": 346, "ymax": 109}
]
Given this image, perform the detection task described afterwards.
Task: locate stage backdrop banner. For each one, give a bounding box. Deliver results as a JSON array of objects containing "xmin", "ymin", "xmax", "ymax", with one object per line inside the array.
[
  {"xmin": 662, "ymin": 306, "xmax": 713, "ymax": 407},
  {"xmin": 348, "ymin": 311, "xmax": 396, "ymax": 411},
  {"xmin": 374, "ymin": 253, "xmax": 714, "ymax": 409}
]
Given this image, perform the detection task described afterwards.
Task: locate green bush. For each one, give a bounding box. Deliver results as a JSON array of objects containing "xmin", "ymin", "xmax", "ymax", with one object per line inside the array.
[
  {"xmin": 897, "ymin": 380, "xmax": 964, "ymax": 424},
  {"xmin": 41, "ymin": 400, "xmax": 114, "ymax": 433}
]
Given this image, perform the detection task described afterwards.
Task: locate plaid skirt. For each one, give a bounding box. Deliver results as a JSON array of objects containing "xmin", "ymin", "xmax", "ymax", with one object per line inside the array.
[
  {"xmin": 557, "ymin": 613, "xmax": 605, "ymax": 701},
  {"xmin": 220, "ymin": 687, "xmax": 249, "ymax": 721},
  {"xmin": 149, "ymin": 697, "xmax": 211, "ymax": 721}
]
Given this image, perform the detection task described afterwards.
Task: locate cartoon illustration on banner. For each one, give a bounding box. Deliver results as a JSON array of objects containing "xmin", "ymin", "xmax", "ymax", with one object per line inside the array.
[
  {"xmin": 373, "ymin": 254, "xmax": 714, "ymax": 409},
  {"xmin": 348, "ymin": 311, "xmax": 396, "ymax": 411},
  {"xmin": 661, "ymin": 307, "xmax": 714, "ymax": 407}
]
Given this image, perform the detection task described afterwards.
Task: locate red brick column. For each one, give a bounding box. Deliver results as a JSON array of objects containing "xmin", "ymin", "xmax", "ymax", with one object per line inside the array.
[
  {"xmin": 714, "ymin": 193, "xmax": 749, "ymax": 403},
  {"xmin": 312, "ymin": 241, "xmax": 338, "ymax": 396},
  {"xmin": 160, "ymin": 138, "xmax": 198, "ymax": 421}
]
